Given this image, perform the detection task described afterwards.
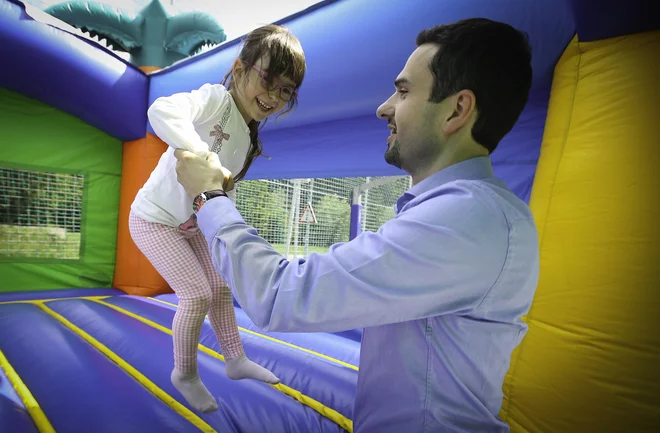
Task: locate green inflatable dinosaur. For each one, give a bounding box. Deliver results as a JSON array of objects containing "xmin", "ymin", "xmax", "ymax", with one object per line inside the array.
[{"xmin": 44, "ymin": 0, "xmax": 227, "ymax": 68}]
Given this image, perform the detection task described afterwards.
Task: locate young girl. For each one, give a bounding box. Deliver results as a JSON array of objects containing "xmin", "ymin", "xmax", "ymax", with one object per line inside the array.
[{"xmin": 128, "ymin": 24, "xmax": 306, "ymax": 413}]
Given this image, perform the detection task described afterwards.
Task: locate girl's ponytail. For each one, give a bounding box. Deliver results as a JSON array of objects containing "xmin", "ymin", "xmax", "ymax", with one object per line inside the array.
[{"xmin": 232, "ymin": 119, "xmax": 262, "ymax": 182}]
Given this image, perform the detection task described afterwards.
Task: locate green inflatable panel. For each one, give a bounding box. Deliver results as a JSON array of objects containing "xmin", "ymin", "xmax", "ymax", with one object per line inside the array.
[{"xmin": 0, "ymin": 89, "xmax": 122, "ymax": 292}]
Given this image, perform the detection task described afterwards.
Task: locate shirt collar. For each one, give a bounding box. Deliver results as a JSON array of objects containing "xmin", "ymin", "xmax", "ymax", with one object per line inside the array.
[{"xmin": 395, "ymin": 156, "xmax": 494, "ymax": 213}]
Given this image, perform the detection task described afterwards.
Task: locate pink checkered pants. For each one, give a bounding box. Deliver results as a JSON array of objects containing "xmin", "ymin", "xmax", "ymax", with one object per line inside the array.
[{"xmin": 128, "ymin": 210, "xmax": 244, "ymax": 374}]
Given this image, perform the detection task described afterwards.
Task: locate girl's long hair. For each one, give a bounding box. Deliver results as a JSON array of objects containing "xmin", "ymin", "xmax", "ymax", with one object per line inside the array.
[{"xmin": 222, "ymin": 24, "xmax": 306, "ymax": 181}]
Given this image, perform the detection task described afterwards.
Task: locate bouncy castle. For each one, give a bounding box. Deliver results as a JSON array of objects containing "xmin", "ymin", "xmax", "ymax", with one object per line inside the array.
[{"xmin": 0, "ymin": 0, "xmax": 657, "ymax": 431}]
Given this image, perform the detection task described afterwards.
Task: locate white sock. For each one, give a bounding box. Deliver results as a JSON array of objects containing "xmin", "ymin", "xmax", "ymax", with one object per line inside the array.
[
  {"xmin": 171, "ymin": 369, "xmax": 218, "ymax": 413},
  {"xmin": 225, "ymin": 354, "xmax": 280, "ymax": 384}
]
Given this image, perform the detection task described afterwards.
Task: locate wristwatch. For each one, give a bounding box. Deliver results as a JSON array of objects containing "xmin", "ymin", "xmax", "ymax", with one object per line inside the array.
[{"xmin": 192, "ymin": 189, "xmax": 228, "ymax": 214}]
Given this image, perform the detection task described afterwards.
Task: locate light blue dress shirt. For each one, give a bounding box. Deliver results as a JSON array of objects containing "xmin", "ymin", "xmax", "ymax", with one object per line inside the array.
[{"xmin": 197, "ymin": 156, "xmax": 540, "ymax": 433}]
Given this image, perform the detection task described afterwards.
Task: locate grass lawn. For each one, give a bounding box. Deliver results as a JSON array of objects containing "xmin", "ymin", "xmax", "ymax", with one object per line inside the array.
[{"xmin": 0, "ymin": 225, "xmax": 81, "ymax": 259}]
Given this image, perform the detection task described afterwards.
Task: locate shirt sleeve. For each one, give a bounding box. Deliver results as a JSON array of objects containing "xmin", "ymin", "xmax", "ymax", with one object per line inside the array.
[
  {"xmin": 196, "ymin": 189, "xmax": 509, "ymax": 333},
  {"xmin": 148, "ymin": 83, "xmax": 227, "ymax": 154}
]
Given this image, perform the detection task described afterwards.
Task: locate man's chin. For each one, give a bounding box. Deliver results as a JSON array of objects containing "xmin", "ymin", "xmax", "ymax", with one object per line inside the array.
[{"xmin": 384, "ymin": 148, "xmax": 402, "ymax": 169}]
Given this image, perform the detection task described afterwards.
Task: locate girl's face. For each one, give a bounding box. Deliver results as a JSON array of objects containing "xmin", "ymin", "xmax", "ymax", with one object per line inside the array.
[{"xmin": 230, "ymin": 55, "xmax": 297, "ymax": 123}]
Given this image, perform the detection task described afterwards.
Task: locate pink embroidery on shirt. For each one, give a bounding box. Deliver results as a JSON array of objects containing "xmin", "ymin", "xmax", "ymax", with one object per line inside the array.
[{"xmin": 210, "ymin": 124, "xmax": 230, "ymax": 148}]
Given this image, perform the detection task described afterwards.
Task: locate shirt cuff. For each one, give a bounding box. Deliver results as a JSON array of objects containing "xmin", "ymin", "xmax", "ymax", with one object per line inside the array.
[{"xmin": 196, "ymin": 196, "xmax": 245, "ymax": 246}]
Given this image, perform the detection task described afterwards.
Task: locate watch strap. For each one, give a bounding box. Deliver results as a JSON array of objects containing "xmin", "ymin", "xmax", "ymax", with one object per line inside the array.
[{"xmin": 193, "ymin": 189, "xmax": 228, "ymax": 214}]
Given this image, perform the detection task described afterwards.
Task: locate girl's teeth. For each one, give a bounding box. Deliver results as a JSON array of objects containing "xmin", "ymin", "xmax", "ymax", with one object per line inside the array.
[{"xmin": 257, "ymin": 99, "xmax": 272, "ymax": 110}]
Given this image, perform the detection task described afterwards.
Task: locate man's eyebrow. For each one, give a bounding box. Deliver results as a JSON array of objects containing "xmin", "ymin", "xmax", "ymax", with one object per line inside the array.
[{"xmin": 394, "ymin": 78, "xmax": 411, "ymax": 88}]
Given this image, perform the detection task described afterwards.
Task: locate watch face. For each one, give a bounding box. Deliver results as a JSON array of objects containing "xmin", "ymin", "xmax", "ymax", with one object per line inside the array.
[
  {"xmin": 192, "ymin": 193, "xmax": 205, "ymax": 212},
  {"xmin": 193, "ymin": 190, "xmax": 226, "ymax": 214}
]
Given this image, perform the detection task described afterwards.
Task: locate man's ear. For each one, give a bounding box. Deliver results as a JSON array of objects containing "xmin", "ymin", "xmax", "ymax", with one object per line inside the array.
[{"xmin": 442, "ymin": 90, "xmax": 476, "ymax": 136}]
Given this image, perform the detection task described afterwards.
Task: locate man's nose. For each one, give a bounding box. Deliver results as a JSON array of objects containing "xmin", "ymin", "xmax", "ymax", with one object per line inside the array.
[{"xmin": 376, "ymin": 98, "xmax": 394, "ymax": 119}]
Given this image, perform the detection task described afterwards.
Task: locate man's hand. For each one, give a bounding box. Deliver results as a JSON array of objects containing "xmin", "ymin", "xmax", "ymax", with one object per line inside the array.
[{"xmin": 174, "ymin": 149, "xmax": 234, "ymax": 198}]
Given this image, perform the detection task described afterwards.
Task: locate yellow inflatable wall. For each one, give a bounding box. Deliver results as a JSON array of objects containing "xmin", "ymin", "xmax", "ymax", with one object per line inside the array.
[{"xmin": 501, "ymin": 31, "xmax": 660, "ymax": 433}]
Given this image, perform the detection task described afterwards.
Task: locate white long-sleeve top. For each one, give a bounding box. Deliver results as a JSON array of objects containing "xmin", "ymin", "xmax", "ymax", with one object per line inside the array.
[{"xmin": 131, "ymin": 83, "xmax": 251, "ymax": 227}]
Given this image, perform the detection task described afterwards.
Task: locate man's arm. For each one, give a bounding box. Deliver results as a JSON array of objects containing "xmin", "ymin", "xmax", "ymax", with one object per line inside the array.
[{"xmin": 196, "ymin": 190, "xmax": 508, "ymax": 333}]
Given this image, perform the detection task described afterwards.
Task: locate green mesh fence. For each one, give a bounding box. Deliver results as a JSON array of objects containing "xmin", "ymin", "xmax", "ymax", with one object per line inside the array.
[
  {"xmin": 0, "ymin": 168, "xmax": 84, "ymax": 260},
  {"xmin": 235, "ymin": 175, "xmax": 411, "ymax": 259}
]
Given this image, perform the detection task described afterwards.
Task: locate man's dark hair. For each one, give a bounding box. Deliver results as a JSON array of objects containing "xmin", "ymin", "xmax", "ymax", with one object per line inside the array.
[{"xmin": 417, "ymin": 18, "xmax": 533, "ymax": 153}]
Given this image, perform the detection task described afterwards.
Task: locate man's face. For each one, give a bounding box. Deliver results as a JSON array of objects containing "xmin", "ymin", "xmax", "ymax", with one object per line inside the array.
[{"xmin": 376, "ymin": 44, "xmax": 446, "ymax": 172}]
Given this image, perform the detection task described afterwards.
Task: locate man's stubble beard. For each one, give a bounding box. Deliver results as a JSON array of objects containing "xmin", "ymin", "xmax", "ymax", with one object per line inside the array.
[{"xmin": 385, "ymin": 138, "xmax": 402, "ymax": 169}]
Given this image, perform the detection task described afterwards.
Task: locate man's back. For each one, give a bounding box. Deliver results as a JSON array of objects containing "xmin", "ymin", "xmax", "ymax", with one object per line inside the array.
[{"xmin": 352, "ymin": 158, "xmax": 539, "ymax": 433}]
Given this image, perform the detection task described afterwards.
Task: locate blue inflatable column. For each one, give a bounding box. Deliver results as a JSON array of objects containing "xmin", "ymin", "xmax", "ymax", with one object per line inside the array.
[{"xmin": 349, "ymin": 203, "xmax": 362, "ymax": 240}]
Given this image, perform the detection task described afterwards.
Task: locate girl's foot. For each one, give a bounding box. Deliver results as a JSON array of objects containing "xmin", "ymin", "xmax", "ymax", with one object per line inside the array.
[
  {"xmin": 171, "ymin": 368, "xmax": 218, "ymax": 413},
  {"xmin": 225, "ymin": 354, "xmax": 280, "ymax": 384}
]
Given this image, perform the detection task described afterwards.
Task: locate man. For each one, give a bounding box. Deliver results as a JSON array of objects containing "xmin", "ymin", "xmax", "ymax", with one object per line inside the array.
[{"xmin": 174, "ymin": 18, "xmax": 539, "ymax": 433}]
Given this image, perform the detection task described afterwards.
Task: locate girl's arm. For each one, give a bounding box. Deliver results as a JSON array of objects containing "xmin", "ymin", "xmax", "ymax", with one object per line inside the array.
[{"xmin": 148, "ymin": 83, "xmax": 226, "ymax": 154}]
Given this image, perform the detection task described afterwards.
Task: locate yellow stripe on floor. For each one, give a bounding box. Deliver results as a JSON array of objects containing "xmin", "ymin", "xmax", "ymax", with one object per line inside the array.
[
  {"xmin": 148, "ymin": 296, "xmax": 359, "ymax": 371},
  {"xmin": 91, "ymin": 298, "xmax": 354, "ymax": 433},
  {"xmin": 35, "ymin": 301, "xmax": 217, "ymax": 433},
  {"xmin": 0, "ymin": 295, "xmax": 110, "ymax": 305},
  {"xmin": 0, "ymin": 348, "xmax": 55, "ymax": 433}
]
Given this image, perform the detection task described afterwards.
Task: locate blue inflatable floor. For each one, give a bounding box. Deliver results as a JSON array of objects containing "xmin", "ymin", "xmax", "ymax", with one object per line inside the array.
[{"xmin": 0, "ymin": 289, "xmax": 360, "ymax": 433}]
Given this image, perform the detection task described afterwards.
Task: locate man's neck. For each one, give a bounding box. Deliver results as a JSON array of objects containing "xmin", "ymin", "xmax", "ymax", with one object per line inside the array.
[{"xmin": 410, "ymin": 144, "xmax": 488, "ymax": 185}]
